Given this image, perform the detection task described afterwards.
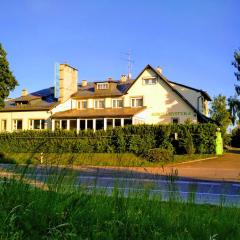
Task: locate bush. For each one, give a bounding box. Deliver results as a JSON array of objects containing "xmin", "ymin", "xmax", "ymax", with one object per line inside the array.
[
  {"xmin": 180, "ymin": 129, "xmax": 195, "ymax": 155},
  {"xmin": 231, "ymin": 127, "xmax": 240, "ymax": 147},
  {"xmin": 0, "ymin": 152, "xmax": 4, "ymax": 158},
  {"xmin": 0, "ymin": 123, "xmax": 217, "ymax": 155},
  {"xmin": 143, "ymin": 148, "xmax": 174, "ymax": 163}
]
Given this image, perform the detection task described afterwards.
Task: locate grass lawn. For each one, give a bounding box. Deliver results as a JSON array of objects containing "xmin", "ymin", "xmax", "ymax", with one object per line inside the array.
[
  {"xmin": 0, "ymin": 173, "xmax": 239, "ymax": 240},
  {"xmin": 0, "ymin": 152, "xmax": 215, "ymax": 167}
]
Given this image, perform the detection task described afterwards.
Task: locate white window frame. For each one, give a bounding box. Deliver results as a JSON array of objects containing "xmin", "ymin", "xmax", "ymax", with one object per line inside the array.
[
  {"xmin": 131, "ymin": 97, "xmax": 143, "ymax": 108},
  {"xmin": 97, "ymin": 83, "xmax": 109, "ymax": 90},
  {"xmin": 112, "ymin": 98, "xmax": 123, "ymax": 108},
  {"xmin": 142, "ymin": 77, "xmax": 157, "ymax": 85},
  {"xmin": 77, "ymin": 100, "xmax": 88, "ymax": 109},
  {"xmin": 13, "ymin": 119, "xmax": 23, "ymax": 131},
  {"xmin": 1, "ymin": 119, "xmax": 7, "ymax": 131},
  {"xmin": 94, "ymin": 99, "xmax": 105, "ymax": 109},
  {"xmin": 29, "ymin": 119, "xmax": 46, "ymax": 130}
]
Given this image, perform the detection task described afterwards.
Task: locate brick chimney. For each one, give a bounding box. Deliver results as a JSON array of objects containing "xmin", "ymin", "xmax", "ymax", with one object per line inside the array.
[
  {"xmin": 120, "ymin": 74, "xmax": 127, "ymax": 83},
  {"xmin": 21, "ymin": 89, "xmax": 28, "ymax": 97},
  {"xmin": 156, "ymin": 66, "xmax": 162, "ymax": 74},
  {"xmin": 82, "ymin": 80, "xmax": 87, "ymax": 87}
]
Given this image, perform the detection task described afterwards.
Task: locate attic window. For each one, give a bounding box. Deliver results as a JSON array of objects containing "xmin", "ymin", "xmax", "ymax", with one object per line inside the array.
[
  {"xmin": 97, "ymin": 83, "xmax": 109, "ymax": 90},
  {"xmin": 142, "ymin": 77, "xmax": 157, "ymax": 85}
]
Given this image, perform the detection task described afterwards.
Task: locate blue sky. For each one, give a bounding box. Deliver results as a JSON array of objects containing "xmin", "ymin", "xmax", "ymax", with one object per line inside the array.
[{"xmin": 0, "ymin": 0, "xmax": 239, "ymax": 99}]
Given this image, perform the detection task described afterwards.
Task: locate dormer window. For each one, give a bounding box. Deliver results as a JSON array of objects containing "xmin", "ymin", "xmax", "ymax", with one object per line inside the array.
[
  {"xmin": 97, "ymin": 83, "xmax": 109, "ymax": 90},
  {"xmin": 142, "ymin": 77, "xmax": 157, "ymax": 85}
]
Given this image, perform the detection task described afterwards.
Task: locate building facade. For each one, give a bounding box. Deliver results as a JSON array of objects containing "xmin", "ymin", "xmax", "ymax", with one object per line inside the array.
[{"xmin": 0, "ymin": 64, "xmax": 212, "ymax": 132}]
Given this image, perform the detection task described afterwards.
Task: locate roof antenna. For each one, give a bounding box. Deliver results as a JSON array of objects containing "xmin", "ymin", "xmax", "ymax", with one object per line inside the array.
[{"xmin": 121, "ymin": 49, "xmax": 134, "ymax": 80}]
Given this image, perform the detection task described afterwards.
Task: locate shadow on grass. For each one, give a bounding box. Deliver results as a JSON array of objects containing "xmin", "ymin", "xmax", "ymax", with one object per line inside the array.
[{"xmin": 0, "ymin": 152, "xmax": 16, "ymax": 164}]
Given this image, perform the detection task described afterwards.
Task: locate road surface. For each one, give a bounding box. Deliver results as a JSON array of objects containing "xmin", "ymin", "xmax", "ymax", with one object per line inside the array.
[{"xmin": 1, "ymin": 164, "xmax": 240, "ymax": 207}]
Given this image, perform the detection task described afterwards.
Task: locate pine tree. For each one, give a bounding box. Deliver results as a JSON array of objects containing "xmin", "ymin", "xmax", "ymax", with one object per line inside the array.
[{"xmin": 0, "ymin": 43, "xmax": 18, "ymax": 108}]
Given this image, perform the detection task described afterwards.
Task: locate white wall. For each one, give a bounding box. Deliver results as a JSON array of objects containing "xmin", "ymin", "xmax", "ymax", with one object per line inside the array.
[
  {"xmin": 126, "ymin": 68, "xmax": 197, "ymax": 124},
  {"xmin": 0, "ymin": 111, "xmax": 51, "ymax": 132}
]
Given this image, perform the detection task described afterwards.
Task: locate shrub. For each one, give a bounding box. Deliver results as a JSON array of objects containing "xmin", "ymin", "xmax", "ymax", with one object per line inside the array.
[
  {"xmin": 0, "ymin": 152, "xmax": 5, "ymax": 159},
  {"xmin": 180, "ymin": 129, "xmax": 195, "ymax": 155},
  {"xmin": 231, "ymin": 127, "xmax": 240, "ymax": 147},
  {"xmin": 0, "ymin": 123, "xmax": 217, "ymax": 155},
  {"xmin": 144, "ymin": 148, "xmax": 174, "ymax": 163}
]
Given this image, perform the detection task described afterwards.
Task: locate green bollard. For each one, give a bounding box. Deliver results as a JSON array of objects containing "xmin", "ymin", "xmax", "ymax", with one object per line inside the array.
[{"xmin": 216, "ymin": 128, "xmax": 223, "ymax": 155}]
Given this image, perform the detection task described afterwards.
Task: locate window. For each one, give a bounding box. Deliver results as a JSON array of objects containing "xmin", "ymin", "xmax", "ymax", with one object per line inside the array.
[
  {"xmin": 29, "ymin": 119, "xmax": 45, "ymax": 130},
  {"xmin": 107, "ymin": 119, "xmax": 113, "ymax": 128},
  {"xmin": 1, "ymin": 120, "xmax": 7, "ymax": 131},
  {"xmin": 131, "ymin": 97, "xmax": 143, "ymax": 108},
  {"xmin": 96, "ymin": 119, "xmax": 104, "ymax": 130},
  {"xmin": 172, "ymin": 118, "xmax": 179, "ymax": 124},
  {"xmin": 97, "ymin": 83, "xmax": 109, "ymax": 90},
  {"xmin": 124, "ymin": 118, "xmax": 132, "ymax": 126},
  {"xmin": 80, "ymin": 120, "xmax": 86, "ymax": 130},
  {"xmin": 94, "ymin": 99, "xmax": 105, "ymax": 109},
  {"xmin": 77, "ymin": 100, "xmax": 88, "ymax": 109},
  {"xmin": 61, "ymin": 120, "xmax": 67, "ymax": 129},
  {"xmin": 112, "ymin": 99, "xmax": 123, "ymax": 108},
  {"xmin": 70, "ymin": 120, "xmax": 77, "ymax": 130},
  {"xmin": 55, "ymin": 120, "xmax": 60, "ymax": 130},
  {"xmin": 13, "ymin": 119, "xmax": 23, "ymax": 130},
  {"xmin": 87, "ymin": 119, "xmax": 93, "ymax": 129},
  {"xmin": 143, "ymin": 77, "xmax": 157, "ymax": 85},
  {"xmin": 115, "ymin": 119, "xmax": 121, "ymax": 127}
]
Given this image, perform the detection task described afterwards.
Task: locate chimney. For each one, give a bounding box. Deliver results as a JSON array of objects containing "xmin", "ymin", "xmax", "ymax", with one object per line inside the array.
[
  {"xmin": 57, "ymin": 64, "xmax": 78, "ymax": 103},
  {"xmin": 82, "ymin": 80, "xmax": 87, "ymax": 87},
  {"xmin": 21, "ymin": 89, "xmax": 28, "ymax": 97},
  {"xmin": 120, "ymin": 74, "xmax": 127, "ymax": 83},
  {"xmin": 156, "ymin": 66, "xmax": 162, "ymax": 74},
  {"xmin": 127, "ymin": 72, "xmax": 132, "ymax": 80}
]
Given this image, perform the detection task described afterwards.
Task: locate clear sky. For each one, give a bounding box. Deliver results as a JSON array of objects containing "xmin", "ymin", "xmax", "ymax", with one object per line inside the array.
[{"xmin": 0, "ymin": 0, "xmax": 239, "ymax": 99}]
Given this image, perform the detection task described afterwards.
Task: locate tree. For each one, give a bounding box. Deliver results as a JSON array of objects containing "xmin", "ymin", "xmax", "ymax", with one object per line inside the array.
[
  {"xmin": 228, "ymin": 49, "xmax": 240, "ymax": 124},
  {"xmin": 233, "ymin": 49, "xmax": 240, "ymax": 84},
  {"xmin": 0, "ymin": 43, "xmax": 18, "ymax": 108},
  {"xmin": 210, "ymin": 94, "xmax": 231, "ymax": 144}
]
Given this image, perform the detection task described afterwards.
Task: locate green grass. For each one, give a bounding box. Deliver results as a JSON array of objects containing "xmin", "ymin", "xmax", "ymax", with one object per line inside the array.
[
  {"xmin": 0, "ymin": 168, "xmax": 239, "ymax": 240},
  {"xmin": 0, "ymin": 152, "xmax": 215, "ymax": 167}
]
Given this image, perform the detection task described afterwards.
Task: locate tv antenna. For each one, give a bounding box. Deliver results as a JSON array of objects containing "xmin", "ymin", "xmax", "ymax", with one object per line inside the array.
[{"xmin": 121, "ymin": 49, "xmax": 134, "ymax": 79}]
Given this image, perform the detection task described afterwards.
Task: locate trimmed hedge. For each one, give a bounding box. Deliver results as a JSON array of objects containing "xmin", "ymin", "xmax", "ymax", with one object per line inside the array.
[{"xmin": 0, "ymin": 123, "xmax": 217, "ymax": 154}]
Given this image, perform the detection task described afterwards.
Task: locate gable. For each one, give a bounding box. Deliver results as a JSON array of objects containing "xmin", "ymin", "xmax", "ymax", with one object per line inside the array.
[{"xmin": 126, "ymin": 66, "xmax": 197, "ymax": 115}]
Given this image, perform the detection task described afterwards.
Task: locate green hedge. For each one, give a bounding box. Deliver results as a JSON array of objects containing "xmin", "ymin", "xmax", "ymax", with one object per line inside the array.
[{"xmin": 0, "ymin": 123, "xmax": 217, "ymax": 154}]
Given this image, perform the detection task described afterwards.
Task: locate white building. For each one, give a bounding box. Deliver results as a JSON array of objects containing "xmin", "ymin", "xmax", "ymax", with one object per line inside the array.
[{"xmin": 0, "ymin": 64, "xmax": 213, "ymax": 132}]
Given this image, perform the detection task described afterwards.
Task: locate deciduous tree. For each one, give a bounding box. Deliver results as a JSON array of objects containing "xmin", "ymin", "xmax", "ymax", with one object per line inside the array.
[
  {"xmin": 0, "ymin": 43, "xmax": 18, "ymax": 108},
  {"xmin": 210, "ymin": 94, "xmax": 231, "ymax": 144},
  {"xmin": 228, "ymin": 49, "xmax": 240, "ymax": 124}
]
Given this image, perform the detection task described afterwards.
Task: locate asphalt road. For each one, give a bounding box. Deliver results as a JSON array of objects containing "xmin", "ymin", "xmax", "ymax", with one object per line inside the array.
[{"xmin": 1, "ymin": 164, "xmax": 240, "ymax": 207}]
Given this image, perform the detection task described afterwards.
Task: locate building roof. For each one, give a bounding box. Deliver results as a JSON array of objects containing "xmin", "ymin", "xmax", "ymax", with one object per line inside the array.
[
  {"xmin": 71, "ymin": 80, "xmax": 133, "ymax": 99},
  {"xmin": 126, "ymin": 64, "xmax": 213, "ymax": 123},
  {"xmin": 169, "ymin": 80, "xmax": 212, "ymax": 101},
  {"xmin": 1, "ymin": 64, "xmax": 212, "ymax": 121},
  {"xmin": 0, "ymin": 87, "xmax": 58, "ymax": 112},
  {"xmin": 52, "ymin": 107, "xmax": 145, "ymax": 119}
]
